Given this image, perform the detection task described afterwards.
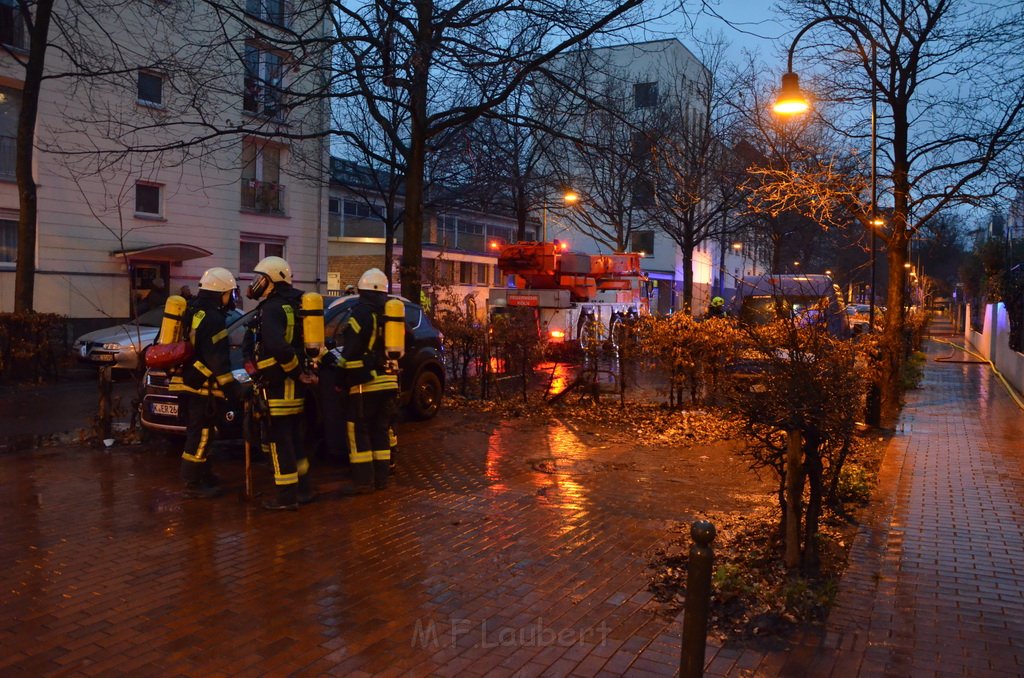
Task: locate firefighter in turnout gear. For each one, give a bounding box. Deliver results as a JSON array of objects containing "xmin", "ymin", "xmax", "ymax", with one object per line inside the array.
[
  {"xmin": 246, "ymin": 255, "xmax": 315, "ymax": 510},
  {"xmin": 324, "ymin": 268, "xmax": 399, "ymax": 493},
  {"xmin": 171, "ymin": 267, "xmax": 244, "ymax": 499}
]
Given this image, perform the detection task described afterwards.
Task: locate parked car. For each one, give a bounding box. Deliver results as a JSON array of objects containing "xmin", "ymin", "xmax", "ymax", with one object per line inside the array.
[
  {"xmin": 72, "ymin": 308, "xmax": 165, "ymax": 371},
  {"xmin": 729, "ymin": 274, "xmax": 851, "ymax": 381},
  {"xmin": 139, "ymin": 296, "xmax": 445, "ymax": 442}
]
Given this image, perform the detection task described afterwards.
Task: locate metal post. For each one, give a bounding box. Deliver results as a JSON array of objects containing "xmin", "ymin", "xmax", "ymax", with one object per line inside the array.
[{"xmin": 680, "ymin": 520, "xmax": 716, "ymax": 678}]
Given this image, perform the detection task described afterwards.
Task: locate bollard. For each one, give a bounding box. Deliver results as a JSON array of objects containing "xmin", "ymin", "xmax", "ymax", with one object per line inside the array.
[{"xmin": 680, "ymin": 520, "xmax": 716, "ymax": 678}]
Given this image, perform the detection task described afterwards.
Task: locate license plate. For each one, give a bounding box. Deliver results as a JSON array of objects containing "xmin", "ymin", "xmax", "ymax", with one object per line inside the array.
[
  {"xmin": 94, "ymin": 354, "xmax": 115, "ymax": 362},
  {"xmin": 152, "ymin": 402, "xmax": 179, "ymax": 416}
]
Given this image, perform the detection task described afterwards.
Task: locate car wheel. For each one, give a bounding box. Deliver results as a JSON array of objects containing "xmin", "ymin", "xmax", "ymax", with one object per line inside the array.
[{"xmin": 408, "ymin": 369, "xmax": 442, "ymax": 420}]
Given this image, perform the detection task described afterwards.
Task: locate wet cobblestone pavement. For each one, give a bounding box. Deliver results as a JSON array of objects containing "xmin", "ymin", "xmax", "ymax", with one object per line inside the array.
[{"xmin": 0, "ymin": 406, "xmax": 771, "ymax": 676}]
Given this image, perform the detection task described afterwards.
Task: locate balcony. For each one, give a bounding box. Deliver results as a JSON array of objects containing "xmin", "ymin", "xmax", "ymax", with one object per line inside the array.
[
  {"xmin": 0, "ymin": 136, "xmax": 15, "ymax": 181},
  {"xmin": 240, "ymin": 180, "xmax": 285, "ymax": 215}
]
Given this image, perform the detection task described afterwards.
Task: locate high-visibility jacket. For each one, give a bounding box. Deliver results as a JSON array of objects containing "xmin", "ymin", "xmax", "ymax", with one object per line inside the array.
[
  {"xmin": 340, "ymin": 297, "xmax": 399, "ymax": 394},
  {"xmin": 252, "ymin": 284, "xmax": 306, "ymax": 416},
  {"xmin": 168, "ymin": 296, "xmax": 234, "ymax": 398}
]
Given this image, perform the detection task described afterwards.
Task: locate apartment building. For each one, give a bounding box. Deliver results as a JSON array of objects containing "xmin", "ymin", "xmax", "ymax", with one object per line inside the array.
[
  {"xmin": 541, "ymin": 39, "xmax": 762, "ymax": 314},
  {"xmin": 0, "ymin": 0, "xmax": 329, "ymax": 333}
]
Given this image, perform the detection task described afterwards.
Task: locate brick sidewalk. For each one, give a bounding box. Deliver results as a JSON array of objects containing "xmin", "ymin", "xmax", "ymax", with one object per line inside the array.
[
  {"xmin": 4, "ymin": 315, "xmax": 1023, "ymax": 677},
  {"xmin": 0, "ymin": 403, "xmax": 774, "ymax": 676},
  {"xmin": 756, "ymin": 317, "xmax": 1024, "ymax": 677}
]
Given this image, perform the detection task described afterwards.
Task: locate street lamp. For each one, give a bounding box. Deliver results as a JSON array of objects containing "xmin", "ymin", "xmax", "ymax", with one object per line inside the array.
[
  {"xmin": 541, "ymin": 190, "xmax": 579, "ymax": 242},
  {"xmin": 774, "ymin": 14, "xmax": 879, "ymax": 327}
]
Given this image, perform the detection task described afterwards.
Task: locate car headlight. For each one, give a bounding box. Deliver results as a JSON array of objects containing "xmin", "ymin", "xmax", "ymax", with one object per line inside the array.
[{"xmin": 102, "ymin": 343, "xmax": 122, "ymax": 350}]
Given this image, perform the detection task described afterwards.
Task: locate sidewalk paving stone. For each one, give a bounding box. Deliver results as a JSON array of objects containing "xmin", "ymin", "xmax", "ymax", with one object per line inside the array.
[{"xmin": 3, "ymin": 314, "xmax": 1024, "ymax": 676}]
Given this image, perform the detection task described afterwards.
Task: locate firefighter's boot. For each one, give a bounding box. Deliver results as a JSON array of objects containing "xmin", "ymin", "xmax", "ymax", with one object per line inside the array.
[
  {"xmin": 373, "ymin": 460, "xmax": 390, "ymax": 490},
  {"xmin": 339, "ymin": 462, "xmax": 374, "ymax": 496},
  {"xmin": 296, "ymin": 474, "xmax": 316, "ymax": 505},
  {"xmin": 182, "ymin": 461, "xmax": 222, "ymax": 499},
  {"xmin": 262, "ymin": 484, "xmax": 299, "ymax": 511}
]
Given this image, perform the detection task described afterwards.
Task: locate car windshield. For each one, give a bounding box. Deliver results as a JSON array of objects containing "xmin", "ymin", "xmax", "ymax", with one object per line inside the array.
[
  {"xmin": 134, "ymin": 308, "xmax": 166, "ymax": 327},
  {"xmin": 740, "ymin": 295, "xmax": 828, "ymax": 326}
]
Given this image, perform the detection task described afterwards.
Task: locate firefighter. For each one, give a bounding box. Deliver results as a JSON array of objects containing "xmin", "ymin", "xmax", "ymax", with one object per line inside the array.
[
  {"xmin": 323, "ymin": 267, "xmax": 398, "ymax": 493},
  {"xmin": 707, "ymin": 296, "xmax": 727, "ymax": 318},
  {"xmin": 246, "ymin": 255, "xmax": 315, "ymax": 510},
  {"xmin": 171, "ymin": 267, "xmax": 244, "ymax": 499}
]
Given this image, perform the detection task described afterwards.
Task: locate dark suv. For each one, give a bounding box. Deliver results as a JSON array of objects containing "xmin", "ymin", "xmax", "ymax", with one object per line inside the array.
[{"xmin": 139, "ymin": 295, "xmax": 445, "ymax": 439}]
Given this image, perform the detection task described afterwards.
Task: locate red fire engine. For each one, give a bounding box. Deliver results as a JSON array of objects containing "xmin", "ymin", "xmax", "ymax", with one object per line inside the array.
[{"xmin": 488, "ymin": 240, "xmax": 648, "ymax": 346}]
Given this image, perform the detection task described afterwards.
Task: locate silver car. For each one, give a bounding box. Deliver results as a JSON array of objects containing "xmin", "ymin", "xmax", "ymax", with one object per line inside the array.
[{"xmin": 72, "ymin": 308, "xmax": 163, "ymax": 371}]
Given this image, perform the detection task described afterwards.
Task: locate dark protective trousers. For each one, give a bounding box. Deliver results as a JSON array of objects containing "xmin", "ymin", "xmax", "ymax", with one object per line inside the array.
[
  {"xmin": 180, "ymin": 392, "xmax": 218, "ymax": 483},
  {"xmin": 267, "ymin": 414, "xmax": 308, "ymax": 486},
  {"xmin": 347, "ymin": 389, "xmax": 393, "ymax": 489}
]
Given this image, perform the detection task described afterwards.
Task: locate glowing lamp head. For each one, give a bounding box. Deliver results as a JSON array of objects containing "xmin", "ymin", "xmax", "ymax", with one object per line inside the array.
[
  {"xmin": 773, "ymin": 72, "xmax": 810, "ymax": 115},
  {"xmin": 549, "ymin": 329, "xmax": 565, "ymax": 340}
]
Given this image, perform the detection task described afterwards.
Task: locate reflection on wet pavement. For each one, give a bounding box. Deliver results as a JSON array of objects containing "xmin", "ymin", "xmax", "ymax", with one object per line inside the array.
[{"xmin": 0, "ymin": 407, "xmax": 772, "ymax": 676}]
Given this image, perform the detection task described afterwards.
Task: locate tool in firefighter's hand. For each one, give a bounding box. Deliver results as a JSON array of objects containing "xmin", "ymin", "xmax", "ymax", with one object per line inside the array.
[
  {"xmin": 383, "ymin": 297, "xmax": 405, "ymax": 374},
  {"xmin": 321, "ymin": 346, "xmax": 345, "ymax": 368}
]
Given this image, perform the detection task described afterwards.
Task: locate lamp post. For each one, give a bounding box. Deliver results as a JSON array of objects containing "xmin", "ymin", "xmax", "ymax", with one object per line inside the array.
[
  {"xmin": 774, "ymin": 14, "xmax": 879, "ymax": 326},
  {"xmin": 541, "ymin": 190, "xmax": 579, "ymax": 242}
]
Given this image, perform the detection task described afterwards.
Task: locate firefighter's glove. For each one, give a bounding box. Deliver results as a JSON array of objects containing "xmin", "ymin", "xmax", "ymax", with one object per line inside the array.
[{"xmin": 320, "ymin": 347, "xmax": 345, "ymax": 368}]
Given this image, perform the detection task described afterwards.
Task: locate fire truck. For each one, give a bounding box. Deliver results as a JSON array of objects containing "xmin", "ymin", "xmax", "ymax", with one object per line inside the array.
[{"xmin": 488, "ymin": 240, "xmax": 648, "ymax": 347}]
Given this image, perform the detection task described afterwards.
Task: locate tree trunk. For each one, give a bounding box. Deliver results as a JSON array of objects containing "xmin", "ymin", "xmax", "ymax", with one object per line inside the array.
[
  {"xmin": 802, "ymin": 432, "xmax": 823, "ymax": 573},
  {"xmin": 399, "ymin": 0, "xmax": 434, "ymax": 306},
  {"xmin": 13, "ymin": 0, "xmax": 55, "ymax": 312},
  {"xmin": 681, "ymin": 234, "xmax": 694, "ymax": 315},
  {"xmin": 879, "ymin": 219, "xmax": 910, "ymax": 428},
  {"xmin": 784, "ymin": 429, "xmax": 803, "ymax": 569}
]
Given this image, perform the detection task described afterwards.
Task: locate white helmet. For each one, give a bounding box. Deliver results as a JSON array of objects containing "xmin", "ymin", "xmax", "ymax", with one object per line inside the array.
[
  {"xmin": 198, "ymin": 267, "xmax": 237, "ymax": 293},
  {"xmin": 357, "ymin": 268, "xmax": 388, "ymax": 292},
  {"xmin": 254, "ymin": 256, "xmax": 292, "ymax": 285}
]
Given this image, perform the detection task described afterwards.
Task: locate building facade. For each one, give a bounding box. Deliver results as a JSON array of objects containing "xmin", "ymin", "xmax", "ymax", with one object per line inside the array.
[
  {"xmin": 327, "ymin": 158, "xmax": 516, "ymax": 321},
  {"xmin": 541, "ymin": 39, "xmax": 768, "ymax": 315},
  {"xmin": 0, "ymin": 0, "xmax": 329, "ymax": 333}
]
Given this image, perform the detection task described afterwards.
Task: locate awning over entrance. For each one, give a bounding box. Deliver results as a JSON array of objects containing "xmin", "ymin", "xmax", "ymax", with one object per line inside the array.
[{"xmin": 111, "ymin": 243, "xmax": 213, "ymax": 263}]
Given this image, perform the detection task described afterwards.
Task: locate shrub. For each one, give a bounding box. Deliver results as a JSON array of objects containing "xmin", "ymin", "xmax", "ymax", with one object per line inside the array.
[{"xmin": 0, "ymin": 312, "xmax": 67, "ymax": 382}]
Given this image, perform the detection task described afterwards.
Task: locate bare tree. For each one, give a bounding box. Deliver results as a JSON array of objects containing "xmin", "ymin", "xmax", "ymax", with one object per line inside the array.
[
  {"xmin": 539, "ymin": 52, "xmax": 657, "ymax": 253},
  {"xmin": 329, "ymin": 0, "xmax": 651, "ymax": 303},
  {"xmin": 643, "ymin": 41, "xmax": 748, "ymax": 314},
  {"xmin": 769, "ymin": 0, "xmax": 1024, "ymax": 425}
]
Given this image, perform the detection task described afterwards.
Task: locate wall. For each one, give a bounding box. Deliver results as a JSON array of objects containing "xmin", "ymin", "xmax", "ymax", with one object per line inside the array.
[{"xmin": 965, "ymin": 302, "xmax": 1024, "ymax": 396}]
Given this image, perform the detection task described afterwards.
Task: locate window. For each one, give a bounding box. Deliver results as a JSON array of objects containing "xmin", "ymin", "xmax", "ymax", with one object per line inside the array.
[
  {"xmin": 1, "ymin": 0, "xmax": 27, "ymax": 50},
  {"xmin": 459, "ymin": 262, "xmax": 473, "ymax": 285},
  {"xmin": 476, "ymin": 263, "xmax": 489, "ymax": 285},
  {"xmin": 241, "ymin": 142, "xmax": 284, "ymax": 214},
  {"xmin": 243, "ymin": 44, "xmax": 284, "ymax": 118},
  {"xmin": 631, "ymin": 131, "xmax": 653, "ymax": 163},
  {"xmin": 135, "ymin": 183, "xmax": 162, "ymax": 217},
  {"xmin": 246, "ymin": 0, "xmax": 289, "ymax": 27},
  {"xmin": 343, "ymin": 199, "xmax": 372, "ymax": 218},
  {"xmin": 0, "ymin": 86, "xmax": 19, "ymax": 181},
  {"xmin": 137, "ymin": 71, "xmax": 163, "ymax": 106},
  {"xmin": 240, "ymin": 236, "xmax": 285, "ymax": 274},
  {"xmin": 632, "ymin": 178, "xmax": 655, "ymax": 208},
  {"xmin": 633, "ymin": 82, "xmax": 658, "ymax": 109},
  {"xmin": 631, "ymin": 231, "xmax": 654, "ymax": 256},
  {"xmin": 0, "ymin": 218, "xmax": 16, "ymax": 264},
  {"xmin": 328, "ymin": 197, "xmax": 341, "ymax": 237}
]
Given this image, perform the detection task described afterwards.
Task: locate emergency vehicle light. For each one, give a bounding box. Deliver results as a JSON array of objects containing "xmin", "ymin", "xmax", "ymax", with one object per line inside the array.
[{"xmin": 549, "ymin": 329, "xmax": 565, "ymax": 339}]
